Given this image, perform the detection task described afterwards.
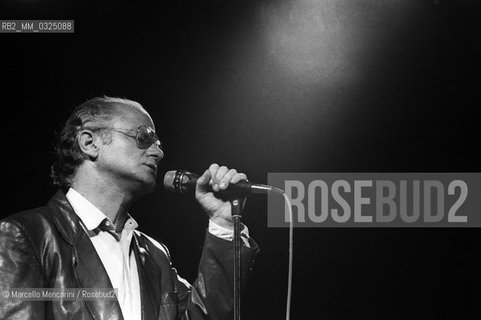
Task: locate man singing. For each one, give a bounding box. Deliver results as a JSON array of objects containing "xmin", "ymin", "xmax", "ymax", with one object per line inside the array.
[{"xmin": 0, "ymin": 96, "xmax": 258, "ymax": 319}]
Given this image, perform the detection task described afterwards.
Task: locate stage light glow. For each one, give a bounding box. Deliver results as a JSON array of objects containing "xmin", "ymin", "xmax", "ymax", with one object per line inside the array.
[
  {"xmin": 259, "ymin": 0, "xmax": 411, "ymax": 86},
  {"xmin": 260, "ymin": 0, "xmax": 357, "ymax": 85}
]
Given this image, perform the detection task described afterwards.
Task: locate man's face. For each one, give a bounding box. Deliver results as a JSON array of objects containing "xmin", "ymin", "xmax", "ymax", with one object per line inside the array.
[{"xmin": 95, "ymin": 105, "xmax": 164, "ymax": 195}]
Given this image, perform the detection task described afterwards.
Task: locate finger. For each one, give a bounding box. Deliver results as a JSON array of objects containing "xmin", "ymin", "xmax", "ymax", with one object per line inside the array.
[
  {"xmin": 208, "ymin": 163, "xmax": 220, "ymax": 191},
  {"xmin": 196, "ymin": 169, "xmax": 211, "ymax": 187},
  {"xmin": 211, "ymin": 166, "xmax": 228, "ymax": 191},
  {"xmin": 208, "ymin": 163, "xmax": 219, "ymax": 185},
  {"xmin": 212, "ymin": 166, "xmax": 229, "ymax": 191},
  {"xmin": 214, "ymin": 166, "xmax": 229, "ymax": 182},
  {"xmin": 219, "ymin": 169, "xmax": 237, "ymax": 190},
  {"xmin": 231, "ymin": 173, "xmax": 247, "ymax": 184}
]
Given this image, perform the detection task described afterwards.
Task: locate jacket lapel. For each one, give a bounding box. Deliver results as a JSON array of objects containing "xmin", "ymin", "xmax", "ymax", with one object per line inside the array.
[
  {"xmin": 48, "ymin": 190, "xmax": 124, "ymax": 320},
  {"xmin": 132, "ymin": 234, "xmax": 158, "ymax": 320},
  {"xmin": 132, "ymin": 231, "xmax": 178, "ymax": 320}
]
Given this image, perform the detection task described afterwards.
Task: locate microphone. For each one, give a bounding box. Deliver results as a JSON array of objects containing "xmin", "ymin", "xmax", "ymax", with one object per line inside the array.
[{"xmin": 163, "ymin": 170, "xmax": 273, "ymax": 195}]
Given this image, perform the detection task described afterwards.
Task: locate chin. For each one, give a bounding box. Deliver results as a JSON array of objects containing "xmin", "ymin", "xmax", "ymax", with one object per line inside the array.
[
  {"xmin": 129, "ymin": 173, "xmax": 158, "ymax": 196},
  {"xmin": 143, "ymin": 178, "xmax": 157, "ymax": 193}
]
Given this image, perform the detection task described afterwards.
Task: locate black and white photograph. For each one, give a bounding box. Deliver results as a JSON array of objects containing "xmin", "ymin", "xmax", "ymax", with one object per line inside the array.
[{"xmin": 1, "ymin": 0, "xmax": 480, "ymax": 319}]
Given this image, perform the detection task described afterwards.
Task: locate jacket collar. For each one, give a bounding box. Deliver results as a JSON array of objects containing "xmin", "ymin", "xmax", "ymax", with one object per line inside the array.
[{"xmin": 48, "ymin": 189, "xmax": 88, "ymax": 247}]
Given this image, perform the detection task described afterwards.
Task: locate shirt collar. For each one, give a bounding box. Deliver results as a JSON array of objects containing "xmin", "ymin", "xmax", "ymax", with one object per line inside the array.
[{"xmin": 66, "ymin": 187, "xmax": 138, "ymax": 232}]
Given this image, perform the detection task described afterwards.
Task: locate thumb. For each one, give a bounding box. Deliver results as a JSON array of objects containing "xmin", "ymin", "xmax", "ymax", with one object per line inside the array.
[{"xmin": 196, "ymin": 169, "xmax": 211, "ymax": 187}]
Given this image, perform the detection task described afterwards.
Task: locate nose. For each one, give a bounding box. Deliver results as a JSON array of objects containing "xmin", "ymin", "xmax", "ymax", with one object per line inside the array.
[{"xmin": 148, "ymin": 140, "xmax": 164, "ymax": 162}]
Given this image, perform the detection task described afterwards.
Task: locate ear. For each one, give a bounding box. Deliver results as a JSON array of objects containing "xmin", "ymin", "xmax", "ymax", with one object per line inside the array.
[{"xmin": 78, "ymin": 130, "xmax": 101, "ymax": 160}]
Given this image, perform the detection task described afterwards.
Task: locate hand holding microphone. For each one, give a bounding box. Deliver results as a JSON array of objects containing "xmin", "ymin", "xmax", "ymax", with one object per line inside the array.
[
  {"xmin": 163, "ymin": 168, "xmax": 272, "ymax": 195},
  {"xmin": 198, "ymin": 164, "xmax": 246, "ymax": 227},
  {"xmin": 184, "ymin": 164, "xmax": 246, "ymax": 229},
  {"xmin": 163, "ymin": 164, "xmax": 272, "ymax": 229}
]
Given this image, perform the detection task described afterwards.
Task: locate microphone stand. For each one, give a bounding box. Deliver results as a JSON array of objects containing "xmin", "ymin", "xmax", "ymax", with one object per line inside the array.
[{"xmin": 231, "ymin": 197, "xmax": 244, "ymax": 320}]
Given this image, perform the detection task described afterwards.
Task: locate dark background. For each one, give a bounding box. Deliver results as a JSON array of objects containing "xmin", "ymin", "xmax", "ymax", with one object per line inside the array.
[{"xmin": 1, "ymin": 0, "xmax": 480, "ymax": 319}]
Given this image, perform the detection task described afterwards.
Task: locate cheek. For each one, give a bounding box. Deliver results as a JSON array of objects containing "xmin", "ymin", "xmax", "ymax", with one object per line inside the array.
[
  {"xmin": 118, "ymin": 152, "xmax": 141, "ymax": 166},
  {"xmin": 99, "ymin": 141, "xmax": 144, "ymax": 165},
  {"xmin": 102, "ymin": 148, "xmax": 139, "ymax": 168}
]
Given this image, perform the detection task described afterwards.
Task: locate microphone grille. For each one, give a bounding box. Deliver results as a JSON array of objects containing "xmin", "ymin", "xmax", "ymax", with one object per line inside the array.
[{"xmin": 163, "ymin": 170, "xmax": 178, "ymax": 192}]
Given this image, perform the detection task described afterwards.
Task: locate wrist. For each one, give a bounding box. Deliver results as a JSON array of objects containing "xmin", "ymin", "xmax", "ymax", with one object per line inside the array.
[{"xmin": 209, "ymin": 216, "xmax": 234, "ymax": 230}]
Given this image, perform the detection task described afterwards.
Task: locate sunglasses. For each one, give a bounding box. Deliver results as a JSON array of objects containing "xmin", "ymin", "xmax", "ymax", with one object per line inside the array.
[{"xmin": 93, "ymin": 125, "xmax": 161, "ymax": 149}]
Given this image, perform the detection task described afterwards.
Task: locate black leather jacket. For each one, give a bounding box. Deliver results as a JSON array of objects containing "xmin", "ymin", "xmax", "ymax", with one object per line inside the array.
[{"xmin": 0, "ymin": 190, "xmax": 258, "ymax": 320}]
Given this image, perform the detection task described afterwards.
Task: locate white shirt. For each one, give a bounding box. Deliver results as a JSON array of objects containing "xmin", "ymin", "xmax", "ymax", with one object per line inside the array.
[{"xmin": 66, "ymin": 188, "xmax": 250, "ymax": 320}]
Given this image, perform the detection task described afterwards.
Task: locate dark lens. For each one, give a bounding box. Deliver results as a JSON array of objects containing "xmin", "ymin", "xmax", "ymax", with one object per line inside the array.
[{"xmin": 136, "ymin": 126, "xmax": 156, "ymax": 149}]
